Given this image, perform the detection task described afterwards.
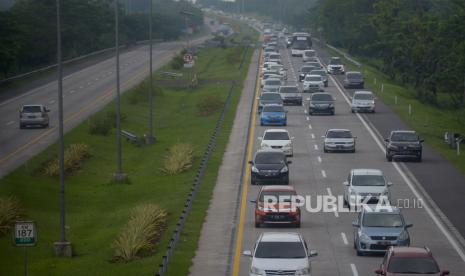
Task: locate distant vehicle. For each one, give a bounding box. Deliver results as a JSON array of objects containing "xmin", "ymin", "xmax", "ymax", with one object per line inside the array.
[
  {"xmin": 343, "ymin": 71, "xmax": 364, "ymax": 88},
  {"xmin": 303, "ymin": 75, "xmax": 324, "ymax": 93},
  {"xmin": 290, "ymin": 32, "xmax": 312, "ymax": 57},
  {"xmin": 243, "ymin": 232, "xmax": 317, "ymax": 276},
  {"xmin": 343, "ymin": 169, "xmax": 392, "ymax": 209},
  {"xmin": 309, "ymin": 69, "xmax": 328, "ymax": 87},
  {"xmin": 385, "ymin": 130, "xmax": 424, "ymax": 162},
  {"xmin": 351, "ymin": 91, "xmax": 376, "ymax": 113},
  {"xmin": 279, "ymin": 85, "xmax": 302, "ymax": 106},
  {"xmin": 19, "ymin": 104, "xmax": 50, "ymax": 129},
  {"xmin": 252, "ymin": 185, "xmax": 300, "ymax": 227},
  {"xmin": 258, "ymin": 93, "xmax": 283, "ymax": 113},
  {"xmin": 323, "ymin": 129, "xmax": 356, "ymax": 153},
  {"xmin": 249, "ymin": 150, "xmax": 291, "ymax": 184},
  {"xmin": 375, "ymin": 246, "xmax": 450, "ymax": 276},
  {"xmin": 259, "ymin": 129, "xmax": 294, "ymax": 156},
  {"xmin": 353, "ymin": 206, "xmax": 412, "ymax": 256},
  {"xmin": 263, "ymin": 29, "xmax": 273, "ymax": 42},
  {"xmin": 261, "ymin": 73, "xmax": 284, "ymax": 88},
  {"xmin": 302, "ymin": 50, "xmax": 317, "ymax": 62},
  {"xmin": 304, "ymin": 61, "xmax": 322, "ymax": 70},
  {"xmin": 263, "ymin": 78, "xmax": 283, "ymax": 93},
  {"xmin": 298, "ymin": 65, "xmax": 317, "ymax": 82},
  {"xmin": 260, "ymin": 104, "xmax": 287, "ymax": 126},
  {"xmin": 265, "ymin": 53, "xmax": 282, "ymax": 64},
  {"xmin": 327, "ymin": 57, "xmax": 345, "ymax": 74},
  {"xmin": 308, "ymin": 93, "xmax": 335, "ymax": 115}
]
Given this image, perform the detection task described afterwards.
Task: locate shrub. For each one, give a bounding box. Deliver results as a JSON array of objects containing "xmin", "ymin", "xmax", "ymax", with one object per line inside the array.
[
  {"xmin": 0, "ymin": 197, "xmax": 22, "ymax": 236},
  {"xmin": 127, "ymin": 81, "xmax": 163, "ymax": 105},
  {"xmin": 112, "ymin": 204, "xmax": 167, "ymax": 262},
  {"xmin": 161, "ymin": 143, "xmax": 194, "ymax": 175},
  {"xmin": 43, "ymin": 143, "xmax": 91, "ymax": 177},
  {"xmin": 197, "ymin": 95, "xmax": 224, "ymax": 117},
  {"xmin": 88, "ymin": 115, "xmax": 112, "ymax": 136},
  {"xmin": 171, "ymin": 54, "xmax": 184, "ymax": 70}
]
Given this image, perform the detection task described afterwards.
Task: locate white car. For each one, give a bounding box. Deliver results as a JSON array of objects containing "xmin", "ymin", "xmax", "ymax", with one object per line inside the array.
[
  {"xmin": 343, "ymin": 169, "xmax": 392, "ymax": 209},
  {"xmin": 243, "ymin": 232, "xmax": 317, "ymax": 276},
  {"xmin": 259, "ymin": 129, "xmax": 294, "ymax": 156},
  {"xmin": 302, "ymin": 49, "xmax": 317, "ymax": 62},
  {"xmin": 323, "ymin": 129, "xmax": 356, "ymax": 153},
  {"xmin": 351, "ymin": 91, "xmax": 376, "ymax": 113},
  {"xmin": 327, "ymin": 56, "xmax": 345, "ymax": 74},
  {"xmin": 303, "ymin": 75, "xmax": 324, "ymax": 93},
  {"xmin": 261, "ymin": 73, "xmax": 284, "ymax": 88}
]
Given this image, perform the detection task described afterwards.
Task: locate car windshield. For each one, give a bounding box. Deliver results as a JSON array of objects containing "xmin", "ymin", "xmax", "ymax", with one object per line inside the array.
[
  {"xmin": 260, "ymin": 191, "xmax": 296, "ymax": 202},
  {"xmin": 266, "ymin": 80, "xmax": 281, "ymax": 86},
  {"xmin": 310, "ymin": 70, "xmax": 327, "ymax": 77},
  {"xmin": 311, "ymin": 94, "xmax": 332, "ymax": 101},
  {"xmin": 327, "ymin": 131, "xmax": 352, "ymax": 138},
  {"xmin": 304, "ymin": 51, "xmax": 316, "ymax": 57},
  {"xmin": 269, "ymin": 54, "xmax": 280, "ymax": 59},
  {"xmin": 255, "ymin": 152, "xmax": 285, "ymax": 164},
  {"xmin": 255, "ymin": 242, "xmax": 306, "ymax": 258},
  {"xmin": 352, "ymin": 175, "xmax": 385, "ymax": 186},
  {"xmin": 354, "ymin": 93, "xmax": 373, "ymax": 100},
  {"xmin": 22, "ymin": 106, "xmax": 42, "ymax": 113},
  {"xmin": 305, "ymin": 76, "xmax": 321, "ymax": 82},
  {"xmin": 261, "ymin": 94, "xmax": 281, "ymax": 101},
  {"xmin": 280, "ymin": 87, "xmax": 298, "ymax": 93},
  {"xmin": 264, "ymin": 74, "xmax": 280, "ymax": 80},
  {"xmin": 387, "ymin": 258, "xmax": 440, "ymax": 274},
  {"xmin": 262, "ymin": 106, "xmax": 284, "ymax": 113},
  {"xmin": 391, "ymin": 132, "xmax": 419, "ymax": 142},
  {"xmin": 330, "ymin": 58, "xmax": 342, "ymax": 65},
  {"xmin": 348, "ymin": 73, "xmax": 363, "ymax": 80},
  {"xmin": 292, "ymin": 41, "xmax": 308, "ymax": 50},
  {"xmin": 264, "ymin": 132, "xmax": 290, "ymax": 140},
  {"xmin": 362, "ymin": 213, "xmax": 403, "ymax": 227},
  {"xmin": 307, "ymin": 62, "xmax": 320, "ymax": 67},
  {"xmin": 301, "ymin": 66, "xmax": 315, "ymax": 73}
]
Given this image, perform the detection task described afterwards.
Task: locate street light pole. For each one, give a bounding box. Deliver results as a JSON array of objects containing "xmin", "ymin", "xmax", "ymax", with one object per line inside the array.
[
  {"xmin": 53, "ymin": 0, "xmax": 72, "ymax": 257},
  {"xmin": 146, "ymin": 0, "xmax": 155, "ymax": 144},
  {"xmin": 113, "ymin": 0, "xmax": 127, "ymax": 182}
]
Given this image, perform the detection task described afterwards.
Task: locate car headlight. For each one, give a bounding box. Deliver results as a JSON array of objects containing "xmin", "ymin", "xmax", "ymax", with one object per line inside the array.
[
  {"xmin": 359, "ymin": 232, "xmax": 371, "ymax": 242},
  {"xmin": 251, "ymin": 166, "xmax": 259, "ymax": 173},
  {"xmin": 329, "ymin": 103, "xmax": 334, "ymax": 107},
  {"xmin": 250, "ymin": 266, "xmax": 265, "ymax": 275},
  {"xmin": 295, "ymin": 267, "xmax": 310, "ymax": 275},
  {"xmin": 398, "ymin": 230, "xmax": 409, "ymax": 241},
  {"xmin": 309, "ymin": 103, "xmax": 315, "ymax": 107},
  {"xmin": 280, "ymin": 166, "xmax": 288, "ymax": 173},
  {"xmin": 388, "ymin": 144, "xmax": 398, "ymax": 150},
  {"xmin": 285, "ymin": 142, "xmax": 292, "ymax": 147},
  {"xmin": 261, "ymin": 143, "xmax": 270, "ymax": 148},
  {"xmin": 382, "ymin": 189, "xmax": 389, "ymax": 196}
]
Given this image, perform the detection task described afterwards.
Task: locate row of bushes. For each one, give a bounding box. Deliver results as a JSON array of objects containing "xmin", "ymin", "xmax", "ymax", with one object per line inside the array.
[
  {"xmin": 42, "ymin": 143, "xmax": 91, "ymax": 177},
  {"xmin": 88, "ymin": 110, "xmax": 127, "ymax": 136},
  {"xmin": 161, "ymin": 143, "xmax": 194, "ymax": 175},
  {"xmin": 0, "ymin": 197, "xmax": 22, "ymax": 237}
]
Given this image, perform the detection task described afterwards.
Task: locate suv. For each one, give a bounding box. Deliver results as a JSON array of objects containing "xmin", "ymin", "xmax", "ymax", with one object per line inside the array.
[
  {"xmin": 303, "ymin": 75, "xmax": 324, "ymax": 93},
  {"xmin": 262, "ymin": 78, "xmax": 283, "ymax": 92},
  {"xmin": 249, "ymin": 150, "xmax": 291, "ymax": 185},
  {"xmin": 327, "ymin": 57, "xmax": 345, "ymax": 74},
  {"xmin": 252, "ymin": 185, "xmax": 300, "ymax": 227},
  {"xmin": 323, "ymin": 129, "xmax": 356, "ymax": 153},
  {"xmin": 298, "ymin": 65, "xmax": 317, "ymax": 82},
  {"xmin": 343, "ymin": 169, "xmax": 392, "ymax": 209},
  {"xmin": 385, "ymin": 130, "xmax": 424, "ymax": 162},
  {"xmin": 308, "ymin": 93, "xmax": 335, "ymax": 115},
  {"xmin": 302, "ymin": 49, "xmax": 316, "ymax": 62},
  {"xmin": 259, "ymin": 129, "xmax": 294, "ymax": 156},
  {"xmin": 243, "ymin": 232, "xmax": 317, "ymax": 276},
  {"xmin": 19, "ymin": 104, "xmax": 50, "ymax": 129},
  {"xmin": 375, "ymin": 247, "xmax": 450, "ymax": 276},
  {"xmin": 309, "ymin": 69, "xmax": 328, "ymax": 87},
  {"xmin": 279, "ymin": 85, "xmax": 302, "ymax": 106},
  {"xmin": 352, "ymin": 206, "xmax": 412, "ymax": 256},
  {"xmin": 351, "ymin": 91, "xmax": 375, "ymax": 113},
  {"xmin": 343, "ymin": 71, "xmax": 364, "ymax": 88}
]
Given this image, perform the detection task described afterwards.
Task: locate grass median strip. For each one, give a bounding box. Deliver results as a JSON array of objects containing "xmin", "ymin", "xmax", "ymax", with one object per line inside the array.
[{"xmin": 0, "ymin": 25, "xmax": 257, "ymax": 275}]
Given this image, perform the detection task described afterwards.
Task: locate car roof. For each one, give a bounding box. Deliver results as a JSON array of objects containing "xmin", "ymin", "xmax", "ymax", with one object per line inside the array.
[
  {"xmin": 346, "ymin": 71, "xmax": 362, "ymax": 75},
  {"xmin": 265, "ymin": 78, "xmax": 282, "ymax": 82},
  {"xmin": 354, "ymin": 91, "xmax": 373, "ymax": 95},
  {"xmin": 390, "ymin": 247, "xmax": 433, "ymax": 258},
  {"xmin": 362, "ymin": 205, "xmax": 401, "ymax": 214},
  {"xmin": 391, "ymin": 130, "xmax": 416, "ymax": 134},
  {"xmin": 261, "ymin": 185, "xmax": 296, "ymax": 192},
  {"xmin": 327, "ymin": 129, "xmax": 351, "ymax": 132},
  {"xmin": 305, "ymin": 74, "xmax": 321, "ymax": 78},
  {"xmin": 351, "ymin": 168, "xmax": 383, "ymax": 175},
  {"xmin": 260, "ymin": 232, "xmax": 302, "ymax": 242},
  {"xmin": 264, "ymin": 129, "xmax": 288, "ymax": 133},
  {"xmin": 279, "ymin": 85, "xmax": 298, "ymax": 89},
  {"xmin": 22, "ymin": 104, "xmax": 43, "ymax": 107},
  {"xmin": 312, "ymin": 92, "xmax": 331, "ymax": 97}
]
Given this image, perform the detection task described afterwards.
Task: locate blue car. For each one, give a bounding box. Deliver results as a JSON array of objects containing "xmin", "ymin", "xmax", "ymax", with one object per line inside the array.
[
  {"xmin": 352, "ymin": 205, "xmax": 412, "ymax": 256},
  {"xmin": 260, "ymin": 104, "xmax": 287, "ymax": 126}
]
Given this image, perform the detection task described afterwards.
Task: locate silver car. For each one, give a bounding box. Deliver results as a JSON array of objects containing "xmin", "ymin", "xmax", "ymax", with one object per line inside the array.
[
  {"xmin": 279, "ymin": 85, "xmax": 302, "ymax": 106},
  {"xmin": 19, "ymin": 104, "xmax": 50, "ymax": 129},
  {"xmin": 323, "ymin": 129, "xmax": 356, "ymax": 153},
  {"xmin": 263, "ymin": 78, "xmax": 283, "ymax": 93},
  {"xmin": 351, "ymin": 91, "xmax": 376, "ymax": 113},
  {"xmin": 343, "ymin": 169, "xmax": 392, "ymax": 209}
]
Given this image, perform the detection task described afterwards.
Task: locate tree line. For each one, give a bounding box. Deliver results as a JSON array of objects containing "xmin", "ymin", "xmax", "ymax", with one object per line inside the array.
[{"xmin": 0, "ymin": 0, "xmax": 203, "ymax": 79}]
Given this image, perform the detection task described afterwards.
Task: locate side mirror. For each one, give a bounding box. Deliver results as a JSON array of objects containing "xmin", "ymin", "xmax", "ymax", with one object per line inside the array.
[
  {"xmin": 248, "ymin": 161, "xmax": 253, "ymax": 165},
  {"xmin": 306, "ymin": 98, "xmax": 311, "ymax": 101},
  {"xmin": 387, "ymin": 182, "xmax": 393, "ymax": 186},
  {"xmin": 287, "ymin": 160, "xmax": 292, "ymax": 164},
  {"xmin": 291, "ymin": 137, "xmax": 295, "ymax": 140},
  {"xmin": 384, "ymin": 138, "xmax": 389, "ymax": 142},
  {"xmin": 343, "ymin": 181, "xmax": 349, "ymax": 186},
  {"xmin": 405, "ymin": 223, "xmax": 413, "ymax": 228},
  {"xmin": 352, "ymin": 220, "xmax": 359, "ymax": 227},
  {"xmin": 374, "ymin": 268, "xmax": 384, "ymax": 275},
  {"xmin": 441, "ymin": 271, "xmax": 450, "ymax": 276},
  {"xmin": 353, "ymin": 136, "xmax": 357, "ymax": 139},
  {"xmin": 321, "ymin": 135, "xmax": 325, "ymax": 138},
  {"xmin": 308, "ymin": 250, "xmax": 318, "ymax": 257},
  {"xmin": 256, "ymin": 97, "xmax": 260, "ymax": 100},
  {"xmin": 250, "ymin": 199, "xmax": 257, "ymax": 204},
  {"xmin": 243, "ymin": 250, "xmax": 252, "ymax": 257},
  {"xmin": 257, "ymin": 137, "xmax": 263, "ymax": 140},
  {"xmin": 420, "ymin": 139, "xmax": 425, "ymax": 143},
  {"xmin": 45, "ymin": 108, "xmax": 50, "ymax": 112}
]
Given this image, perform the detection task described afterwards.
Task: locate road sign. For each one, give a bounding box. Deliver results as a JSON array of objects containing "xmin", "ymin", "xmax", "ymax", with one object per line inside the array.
[
  {"xmin": 13, "ymin": 221, "xmax": 37, "ymax": 247},
  {"xmin": 183, "ymin": 53, "xmax": 193, "ymax": 63}
]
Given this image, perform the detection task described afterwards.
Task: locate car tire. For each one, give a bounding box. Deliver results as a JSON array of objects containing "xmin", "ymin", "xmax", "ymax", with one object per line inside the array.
[
  {"xmin": 330, "ymin": 111, "xmax": 335, "ymax": 115},
  {"xmin": 386, "ymin": 153, "xmax": 393, "ymax": 162},
  {"xmin": 255, "ymin": 220, "xmax": 260, "ymax": 228},
  {"xmin": 323, "ymin": 147, "xmax": 328, "ymax": 153},
  {"xmin": 19, "ymin": 124, "xmax": 25, "ymax": 129},
  {"xmin": 343, "ymin": 198, "xmax": 349, "ymax": 208},
  {"xmin": 295, "ymin": 221, "xmax": 301, "ymax": 228},
  {"xmin": 44, "ymin": 123, "xmax": 49, "ymax": 128},
  {"xmin": 251, "ymin": 177, "xmax": 256, "ymax": 185},
  {"xmin": 351, "ymin": 148, "xmax": 356, "ymax": 153},
  {"xmin": 356, "ymin": 249, "xmax": 364, "ymax": 256},
  {"xmin": 284, "ymin": 176, "xmax": 289, "ymax": 185},
  {"xmin": 417, "ymin": 153, "xmax": 422, "ymax": 162}
]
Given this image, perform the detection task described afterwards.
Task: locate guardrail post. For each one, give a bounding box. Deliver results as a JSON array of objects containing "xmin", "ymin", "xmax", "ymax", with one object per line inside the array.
[
  {"xmin": 408, "ymin": 104, "xmax": 412, "ymax": 116},
  {"xmin": 381, "ymin": 83, "xmax": 384, "ymax": 93},
  {"xmin": 395, "ymin": 96, "xmax": 398, "ymax": 105}
]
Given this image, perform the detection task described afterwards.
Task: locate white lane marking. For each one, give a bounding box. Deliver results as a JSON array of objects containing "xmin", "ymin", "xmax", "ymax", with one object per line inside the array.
[
  {"xmin": 304, "ymin": 109, "xmax": 307, "ymax": 114},
  {"xmin": 95, "ymin": 78, "xmax": 99, "ymax": 81},
  {"xmin": 6, "ymin": 121, "xmax": 14, "ymax": 126},
  {"xmin": 79, "ymin": 86, "xmax": 83, "ymax": 89},
  {"xmin": 314, "ymin": 144, "xmax": 318, "ymax": 150},
  {"xmin": 329, "ymin": 73, "xmax": 465, "ymax": 262},
  {"xmin": 326, "ymin": 188, "xmax": 339, "ymax": 217},
  {"xmin": 317, "ymin": 156, "xmax": 322, "ymax": 163},
  {"xmin": 49, "ymin": 100, "xmax": 55, "ymax": 104},
  {"xmin": 321, "ymin": 170, "xmax": 327, "ymax": 178},
  {"xmin": 87, "ymin": 82, "xmax": 92, "ymax": 86},
  {"xmin": 311, "ymin": 133, "xmax": 315, "ymax": 139},
  {"xmin": 350, "ymin": 264, "xmax": 359, "ymax": 276},
  {"xmin": 341, "ymin": 232, "xmax": 349, "ymax": 245},
  {"xmin": 70, "ymin": 90, "xmax": 75, "ymax": 94},
  {"xmin": 308, "ymin": 124, "xmax": 312, "ymax": 129},
  {"xmin": 306, "ymin": 116, "xmax": 310, "ymax": 121}
]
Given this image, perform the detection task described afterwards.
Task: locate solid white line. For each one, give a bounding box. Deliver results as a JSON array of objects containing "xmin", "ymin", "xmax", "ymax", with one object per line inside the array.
[
  {"xmin": 321, "ymin": 170, "xmax": 327, "ymax": 178},
  {"xmin": 308, "ymin": 124, "xmax": 312, "ymax": 129},
  {"xmin": 95, "ymin": 78, "xmax": 99, "ymax": 81},
  {"xmin": 311, "ymin": 133, "xmax": 315, "ymax": 139},
  {"xmin": 314, "ymin": 144, "xmax": 318, "ymax": 150},
  {"xmin": 304, "ymin": 109, "xmax": 307, "ymax": 114},
  {"xmin": 87, "ymin": 82, "xmax": 92, "ymax": 86},
  {"xmin": 70, "ymin": 90, "xmax": 75, "ymax": 94},
  {"xmin": 49, "ymin": 100, "xmax": 55, "ymax": 104},
  {"xmin": 6, "ymin": 121, "xmax": 14, "ymax": 126},
  {"xmin": 79, "ymin": 86, "xmax": 83, "ymax": 89},
  {"xmin": 317, "ymin": 156, "xmax": 322, "ymax": 163},
  {"xmin": 341, "ymin": 232, "xmax": 349, "ymax": 245},
  {"xmin": 306, "ymin": 116, "xmax": 310, "ymax": 121},
  {"xmin": 350, "ymin": 264, "xmax": 359, "ymax": 276},
  {"xmin": 330, "ymin": 74, "xmax": 465, "ymax": 262}
]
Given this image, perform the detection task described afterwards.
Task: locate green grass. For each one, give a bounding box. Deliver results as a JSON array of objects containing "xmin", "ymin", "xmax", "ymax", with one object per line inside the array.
[
  {"xmin": 0, "ymin": 22, "xmax": 258, "ymax": 276},
  {"xmin": 326, "ymin": 47, "xmax": 465, "ymax": 174}
]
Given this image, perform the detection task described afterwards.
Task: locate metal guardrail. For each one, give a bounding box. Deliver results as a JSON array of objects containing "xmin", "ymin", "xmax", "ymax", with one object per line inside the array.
[{"xmin": 324, "ymin": 43, "xmax": 362, "ymax": 67}]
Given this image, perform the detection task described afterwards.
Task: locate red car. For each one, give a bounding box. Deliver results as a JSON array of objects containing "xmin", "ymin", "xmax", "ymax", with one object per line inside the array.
[
  {"xmin": 252, "ymin": 185, "xmax": 300, "ymax": 228},
  {"xmin": 375, "ymin": 246, "xmax": 450, "ymax": 276}
]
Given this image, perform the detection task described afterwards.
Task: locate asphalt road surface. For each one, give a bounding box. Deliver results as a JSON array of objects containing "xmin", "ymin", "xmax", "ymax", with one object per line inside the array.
[
  {"xmin": 0, "ymin": 25, "xmax": 214, "ymax": 177},
  {"xmin": 233, "ymin": 38, "xmax": 465, "ymax": 276}
]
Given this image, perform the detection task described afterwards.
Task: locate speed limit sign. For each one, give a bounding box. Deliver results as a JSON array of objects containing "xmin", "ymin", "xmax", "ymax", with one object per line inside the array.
[
  {"xmin": 183, "ymin": 53, "xmax": 193, "ymax": 63},
  {"xmin": 13, "ymin": 221, "xmax": 37, "ymax": 247}
]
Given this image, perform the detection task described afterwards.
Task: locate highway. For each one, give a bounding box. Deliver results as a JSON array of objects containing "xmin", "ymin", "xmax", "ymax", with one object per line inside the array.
[
  {"xmin": 232, "ymin": 37, "xmax": 465, "ymax": 275},
  {"xmin": 0, "ymin": 25, "xmax": 214, "ymax": 177}
]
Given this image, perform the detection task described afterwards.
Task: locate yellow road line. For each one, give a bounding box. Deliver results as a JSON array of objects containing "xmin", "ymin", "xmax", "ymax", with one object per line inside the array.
[
  {"xmin": 0, "ymin": 69, "xmax": 148, "ymax": 164},
  {"xmin": 232, "ymin": 48, "xmax": 262, "ymax": 276}
]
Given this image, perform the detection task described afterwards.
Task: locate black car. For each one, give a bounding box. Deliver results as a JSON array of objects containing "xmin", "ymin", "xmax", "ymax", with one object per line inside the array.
[
  {"xmin": 249, "ymin": 150, "xmax": 291, "ymax": 185},
  {"xmin": 298, "ymin": 65, "xmax": 316, "ymax": 82},
  {"xmin": 308, "ymin": 93, "xmax": 335, "ymax": 115},
  {"xmin": 385, "ymin": 130, "xmax": 424, "ymax": 162},
  {"xmin": 343, "ymin": 71, "xmax": 364, "ymax": 89}
]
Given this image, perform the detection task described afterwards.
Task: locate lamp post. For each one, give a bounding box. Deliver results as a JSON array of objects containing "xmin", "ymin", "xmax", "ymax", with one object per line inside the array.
[
  {"xmin": 146, "ymin": 0, "xmax": 155, "ymax": 144},
  {"xmin": 53, "ymin": 0, "xmax": 72, "ymax": 257}
]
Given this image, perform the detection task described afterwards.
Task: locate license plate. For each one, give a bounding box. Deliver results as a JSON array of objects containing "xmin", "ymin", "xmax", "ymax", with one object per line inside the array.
[
  {"xmin": 378, "ymin": 241, "xmax": 389, "ymax": 246},
  {"xmin": 28, "ymin": 116, "xmax": 36, "ymax": 118},
  {"xmin": 272, "ymin": 215, "xmax": 284, "ymax": 220}
]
